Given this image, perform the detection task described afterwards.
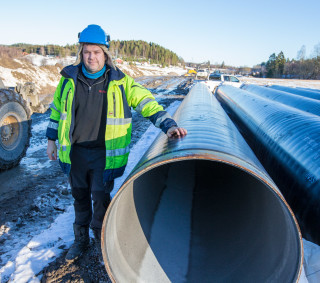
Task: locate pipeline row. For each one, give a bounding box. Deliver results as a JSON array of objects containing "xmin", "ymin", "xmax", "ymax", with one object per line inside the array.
[
  {"xmin": 102, "ymin": 83, "xmax": 303, "ymax": 283},
  {"xmin": 216, "ymin": 84, "xmax": 320, "ymax": 246},
  {"xmin": 267, "ymin": 84, "xmax": 320, "ymax": 100}
]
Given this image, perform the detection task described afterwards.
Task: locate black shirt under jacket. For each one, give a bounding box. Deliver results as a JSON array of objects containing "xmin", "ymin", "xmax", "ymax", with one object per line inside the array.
[{"xmin": 72, "ymin": 68, "xmax": 109, "ymax": 148}]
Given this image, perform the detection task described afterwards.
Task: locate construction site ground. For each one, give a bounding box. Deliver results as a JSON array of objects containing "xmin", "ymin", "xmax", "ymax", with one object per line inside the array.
[
  {"xmin": 1, "ymin": 74, "xmax": 320, "ymax": 282},
  {"xmin": 0, "ymin": 76, "xmax": 193, "ymax": 283}
]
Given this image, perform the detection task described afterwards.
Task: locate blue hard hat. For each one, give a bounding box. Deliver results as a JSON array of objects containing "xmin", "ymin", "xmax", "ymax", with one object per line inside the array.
[{"xmin": 78, "ymin": 24, "xmax": 110, "ymax": 47}]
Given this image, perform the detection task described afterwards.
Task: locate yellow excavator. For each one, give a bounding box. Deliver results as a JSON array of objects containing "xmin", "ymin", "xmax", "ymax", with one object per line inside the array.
[{"xmin": 184, "ymin": 69, "xmax": 197, "ymax": 77}]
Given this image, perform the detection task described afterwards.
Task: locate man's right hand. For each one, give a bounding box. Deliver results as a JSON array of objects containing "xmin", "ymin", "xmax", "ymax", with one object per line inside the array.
[{"xmin": 47, "ymin": 140, "xmax": 57, "ymax": 160}]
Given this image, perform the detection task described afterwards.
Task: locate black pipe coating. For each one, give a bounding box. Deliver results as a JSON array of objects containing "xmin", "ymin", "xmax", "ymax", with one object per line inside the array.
[
  {"xmin": 217, "ymin": 85, "xmax": 320, "ymax": 246},
  {"xmin": 242, "ymin": 84, "xmax": 320, "ymax": 116}
]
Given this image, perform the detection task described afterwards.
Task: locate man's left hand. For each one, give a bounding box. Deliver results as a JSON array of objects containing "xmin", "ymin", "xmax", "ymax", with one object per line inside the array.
[{"xmin": 166, "ymin": 126, "xmax": 188, "ymax": 138}]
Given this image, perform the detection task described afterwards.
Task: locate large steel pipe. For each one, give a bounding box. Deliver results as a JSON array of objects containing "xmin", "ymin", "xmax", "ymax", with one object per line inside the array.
[
  {"xmin": 297, "ymin": 87, "xmax": 320, "ymax": 93},
  {"xmin": 241, "ymin": 84, "xmax": 320, "ymax": 116},
  {"xmin": 216, "ymin": 85, "xmax": 320, "ymax": 245},
  {"xmin": 102, "ymin": 83, "xmax": 302, "ymax": 283},
  {"xmin": 269, "ymin": 85, "xmax": 320, "ymax": 100}
]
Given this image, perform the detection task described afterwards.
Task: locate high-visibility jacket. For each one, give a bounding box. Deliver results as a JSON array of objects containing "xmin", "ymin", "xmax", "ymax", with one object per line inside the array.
[{"xmin": 46, "ymin": 64, "xmax": 177, "ymax": 181}]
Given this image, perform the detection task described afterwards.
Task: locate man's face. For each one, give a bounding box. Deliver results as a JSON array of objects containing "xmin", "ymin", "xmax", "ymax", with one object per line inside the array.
[{"xmin": 82, "ymin": 44, "xmax": 106, "ymax": 73}]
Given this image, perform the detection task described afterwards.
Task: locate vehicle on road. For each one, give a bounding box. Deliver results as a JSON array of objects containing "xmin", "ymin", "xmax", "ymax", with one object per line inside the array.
[
  {"xmin": 203, "ymin": 73, "xmax": 242, "ymax": 93},
  {"xmin": 196, "ymin": 69, "xmax": 208, "ymax": 79}
]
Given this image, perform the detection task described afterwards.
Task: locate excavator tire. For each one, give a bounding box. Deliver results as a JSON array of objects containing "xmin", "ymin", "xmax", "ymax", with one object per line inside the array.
[{"xmin": 0, "ymin": 89, "xmax": 32, "ymax": 170}]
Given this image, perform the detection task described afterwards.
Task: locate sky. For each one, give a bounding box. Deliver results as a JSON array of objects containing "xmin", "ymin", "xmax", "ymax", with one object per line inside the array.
[{"xmin": 1, "ymin": 0, "xmax": 319, "ymax": 67}]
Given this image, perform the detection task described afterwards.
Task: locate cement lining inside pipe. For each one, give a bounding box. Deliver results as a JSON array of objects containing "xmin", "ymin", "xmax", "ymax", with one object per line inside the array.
[{"xmin": 103, "ymin": 159, "xmax": 301, "ymax": 283}]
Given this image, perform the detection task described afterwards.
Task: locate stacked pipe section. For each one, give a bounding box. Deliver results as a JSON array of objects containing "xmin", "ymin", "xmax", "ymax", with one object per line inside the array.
[
  {"xmin": 102, "ymin": 83, "xmax": 302, "ymax": 283},
  {"xmin": 268, "ymin": 85, "xmax": 320, "ymax": 100},
  {"xmin": 297, "ymin": 87, "xmax": 320, "ymax": 93},
  {"xmin": 216, "ymin": 85, "xmax": 320, "ymax": 246},
  {"xmin": 241, "ymin": 84, "xmax": 320, "ymax": 116}
]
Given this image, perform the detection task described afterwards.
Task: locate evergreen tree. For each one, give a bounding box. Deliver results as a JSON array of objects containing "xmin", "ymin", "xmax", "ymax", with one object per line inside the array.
[
  {"xmin": 276, "ymin": 51, "xmax": 286, "ymax": 77},
  {"xmin": 266, "ymin": 53, "xmax": 276, "ymax": 77}
]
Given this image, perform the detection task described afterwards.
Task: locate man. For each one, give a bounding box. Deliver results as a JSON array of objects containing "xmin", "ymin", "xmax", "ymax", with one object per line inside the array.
[{"xmin": 46, "ymin": 24, "xmax": 187, "ymax": 262}]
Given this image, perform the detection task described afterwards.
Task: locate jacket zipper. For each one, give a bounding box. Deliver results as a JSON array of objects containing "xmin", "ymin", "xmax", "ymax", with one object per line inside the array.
[
  {"xmin": 78, "ymin": 76, "xmax": 107, "ymax": 94},
  {"xmin": 65, "ymin": 89, "xmax": 71, "ymax": 112},
  {"xmin": 113, "ymin": 92, "xmax": 116, "ymax": 117}
]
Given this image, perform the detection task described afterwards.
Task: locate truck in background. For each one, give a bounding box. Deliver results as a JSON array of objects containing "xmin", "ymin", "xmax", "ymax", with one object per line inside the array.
[{"xmin": 203, "ymin": 73, "xmax": 243, "ymax": 93}]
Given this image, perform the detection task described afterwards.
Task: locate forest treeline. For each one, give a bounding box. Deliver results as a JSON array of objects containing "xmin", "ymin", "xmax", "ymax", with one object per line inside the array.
[
  {"xmin": 109, "ymin": 40, "xmax": 182, "ymax": 66},
  {"xmin": 260, "ymin": 44, "xmax": 320, "ymax": 79},
  {"xmin": 2, "ymin": 41, "xmax": 320, "ymax": 79},
  {"xmin": 11, "ymin": 43, "xmax": 79, "ymax": 57},
  {"xmin": 1, "ymin": 40, "xmax": 183, "ymax": 67}
]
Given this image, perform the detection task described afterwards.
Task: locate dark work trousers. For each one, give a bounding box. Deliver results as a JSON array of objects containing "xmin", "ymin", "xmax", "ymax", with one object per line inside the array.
[{"xmin": 69, "ymin": 145, "xmax": 114, "ymax": 230}]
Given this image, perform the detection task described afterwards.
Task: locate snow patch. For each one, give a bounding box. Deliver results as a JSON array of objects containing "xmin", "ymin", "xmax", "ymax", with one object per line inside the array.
[
  {"xmin": 0, "ymin": 206, "xmax": 74, "ymax": 283},
  {"xmin": 23, "ymin": 54, "xmax": 76, "ymax": 67}
]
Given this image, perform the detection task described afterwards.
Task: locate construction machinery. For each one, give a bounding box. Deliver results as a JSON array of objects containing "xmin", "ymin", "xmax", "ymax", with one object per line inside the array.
[
  {"xmin": 0, "ymin": 78, "xmax": 43, "ymax": 170},
  {"xmin": 184, "ymin": 69, "xmax": 197, "ymax": 77}
]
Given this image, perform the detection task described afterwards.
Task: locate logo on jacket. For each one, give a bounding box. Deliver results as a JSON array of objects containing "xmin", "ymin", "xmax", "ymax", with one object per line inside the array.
[{"xmin": 99, "ymin": 90, "xmax": 107, "ymax": 93}]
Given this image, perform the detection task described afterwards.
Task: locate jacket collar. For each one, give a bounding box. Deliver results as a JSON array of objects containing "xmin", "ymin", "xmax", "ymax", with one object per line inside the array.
[
  {"xmin": 61, "ymin": 64, "xmax": 125, "ymax": 82},
  {"xmin": 60, "ymin": 64, "xmax": 80, "ymax": 82}
]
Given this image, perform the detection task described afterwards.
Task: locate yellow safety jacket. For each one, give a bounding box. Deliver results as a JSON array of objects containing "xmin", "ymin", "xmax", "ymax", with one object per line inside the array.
[{"xmin": 46, "ymin": 64, "xmax": 176, "ymax": 181}]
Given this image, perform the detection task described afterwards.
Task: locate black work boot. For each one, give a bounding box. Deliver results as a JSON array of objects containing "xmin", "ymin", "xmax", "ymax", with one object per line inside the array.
[
  {"xmin": 92, "ymin": 228, "xmax": 103, "ymax": 263},
  {"xmin": 65, "ymin": 224, "xmax": 90, "ymax": 262}
]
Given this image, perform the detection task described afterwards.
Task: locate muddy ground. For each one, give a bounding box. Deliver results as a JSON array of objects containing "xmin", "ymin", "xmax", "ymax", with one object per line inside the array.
[{"xmin": 0, "ymin": 76, "xmax": 194, "ymax": 282}]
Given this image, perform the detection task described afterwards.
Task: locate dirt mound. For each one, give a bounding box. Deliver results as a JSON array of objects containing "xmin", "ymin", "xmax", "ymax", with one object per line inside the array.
[
  {"xmin": 0, "ymin": 57, "xmax": 22, "ymax": 69},
  {"xmin": 41, "ymin": 64, "xmax": 62, "ymax": 72},
  {"xmin": 117, "ymin": 64, "xmax": 145, "ymax": 77},
  {"xmin": 11, "ymin": 70, "xmax": 34, "ymax": 82},
  {"xmin": 40, "ymin": 85, "xmax": 57, "ymax": 96}
]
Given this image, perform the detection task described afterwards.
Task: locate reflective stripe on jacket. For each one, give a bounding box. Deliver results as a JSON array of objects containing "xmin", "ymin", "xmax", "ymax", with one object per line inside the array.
[{"xmin": 46, "ymin": 64, "xmax": 175, "ymax": 181}]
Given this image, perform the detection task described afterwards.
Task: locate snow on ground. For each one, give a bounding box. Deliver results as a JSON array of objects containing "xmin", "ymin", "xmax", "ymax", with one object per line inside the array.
[
  {"xmin": 243, "ymin": 77, "xmax": 320, "ymax": 90},
  {"xmin": 135, "ymin": 64, "xmax": 186, "ymax": 76},
  {"xmin": 119, "ymin": 63, "xmax": 186, "ymax": 77},
  {"xmin": 25, "ymin": 119, "xmax": 49, "ymax": 153},
  {"xmin": 152, "ymin": 77, "xmax": 189, "ymax": 99},
  {"xmin": 0, "ymin": 61, "xmax": 61, "ymax": 93},
  {"xmin": 0, "ymin": 66, "xmax": 17, "ymax": 87},
  {"xmin": 2, "ymin": 53, "xmax": 320, "ymax": 95},
  {"xmin": 0, "ymin": 54, "xmax": 187, "ymax": 94},
  {"xmin": 23, "ymin": 54, "xmax": 76, "ymax": 67}
]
